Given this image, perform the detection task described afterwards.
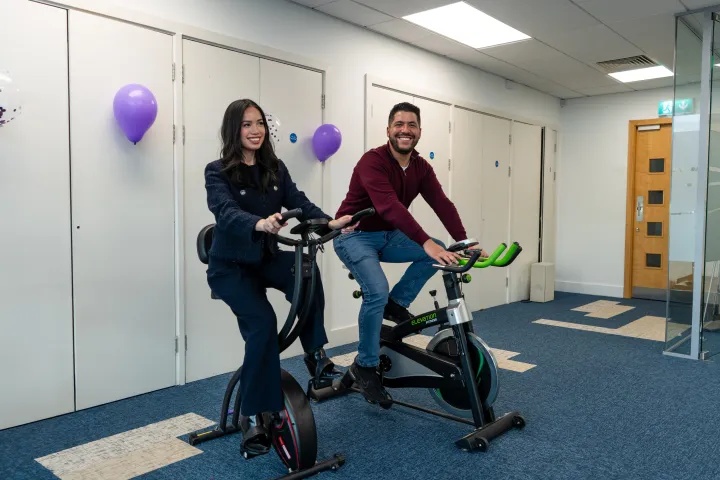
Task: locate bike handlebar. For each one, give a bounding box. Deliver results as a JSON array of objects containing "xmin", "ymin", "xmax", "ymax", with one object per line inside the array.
[
  {"xmin": 276, "ymin": 207, "xmax": 376, "ymax": 247},
  {"xmin": 432, "ymin": 241, "xmax": 522, "ymax": 273},
  {"xmin": 279, "ymin": 208, "xmax": 303, "ymax": 225},
  {"xmin": 456, "ymin": 242, "xmax": 523, "ymax": 269}
]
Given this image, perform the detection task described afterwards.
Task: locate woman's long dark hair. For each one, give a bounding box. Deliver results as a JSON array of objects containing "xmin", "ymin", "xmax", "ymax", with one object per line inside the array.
[{"xmin": 220, "ymin": 98, "xmax": 279, "ymax": 191}]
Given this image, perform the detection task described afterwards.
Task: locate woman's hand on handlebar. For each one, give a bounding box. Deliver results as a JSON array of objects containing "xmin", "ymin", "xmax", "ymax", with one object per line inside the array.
[
  {"xmin": 328, "ymin": 214, "xmax": 356, "ymax": 232},
  {"xmin": 423, "ymin": 239, "xmax": 463, "ymax": 265},
  {"xmin": 255, "ymin": 213, "xmax": 287, "ymax": 234}
]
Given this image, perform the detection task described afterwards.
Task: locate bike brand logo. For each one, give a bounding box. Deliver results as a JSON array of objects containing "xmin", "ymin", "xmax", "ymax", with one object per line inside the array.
[{"xmin": 411, "ymin": 312, "xmax": 438, "ymax": 326}]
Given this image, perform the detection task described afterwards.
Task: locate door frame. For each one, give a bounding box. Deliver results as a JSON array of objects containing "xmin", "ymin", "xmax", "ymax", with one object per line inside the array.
[{"xmin": 623, "ymin": 117, "xmax": 673, "ymax": 298}]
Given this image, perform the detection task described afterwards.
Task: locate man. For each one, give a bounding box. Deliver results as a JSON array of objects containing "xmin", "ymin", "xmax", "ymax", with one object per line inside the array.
[{"xmin": 333, "ymin": 102, "xmax": 485, "ymax": 408}]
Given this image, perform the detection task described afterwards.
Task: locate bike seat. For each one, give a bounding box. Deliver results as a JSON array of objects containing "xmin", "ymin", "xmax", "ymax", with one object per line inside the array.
[
  {"xmin": 447, "ymin": 239, "xmax": 479, "ymax": 252},
  {"xmin": 196, "ymin": 225, "xmax": 220, "ymax": 299},
  {"xmin": 290, "ymin": 218, "xmax": 331, "ymax": 235},
  {"xmin": 197, "ymin": 224, "xmax": 215, "ymax": 265}
]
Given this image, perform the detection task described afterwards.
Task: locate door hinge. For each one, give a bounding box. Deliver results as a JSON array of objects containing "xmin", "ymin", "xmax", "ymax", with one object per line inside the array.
[
  {"xmin": 508, "ymin": 166, "xmax": 512, "ymax": 177},
  {"xmin": 175, "ymin": 336, "xmax": 178, "ymax": 353},
  {"xmin": 449, "ymin": 121, "xmax": 452, "ymax": 133},
  {"xmin": 506, "ymin": 277, "xmax": 509, "ymax": 286},
  {"xmin": 172, "ymin": 63, "xmax": 176, "ymax": 81},
  {"xmin": 509, "ymin": 134, "xmax": 512, "ymax": 145},
  {"xmin": 182, "ymin": 126, "xmax": 186, "ymax": 145},
  {"xmin": 321, "ymin": 94, "xmax": 325, "ymax": 109},
  {"xmin": 173, "ymin": 125, "xmax": 176, "ymax": 144},
  {"xmin": 554, "ymin": 143, "xmax": 557, "ymax": 153},
  {"xmin": 448, "ymin": 158, "xmax": 451, "ymax": 171},
  {"xmin": 553, "ymin": 171, "xmax": 556, "ymax": 181},
  {"xmin": 185, "ymin": 335, "xmax": 188, "ymax": 352},
  {"xmin": 182, "ymin": 64, "xmax": 185, "ymax": 83}
]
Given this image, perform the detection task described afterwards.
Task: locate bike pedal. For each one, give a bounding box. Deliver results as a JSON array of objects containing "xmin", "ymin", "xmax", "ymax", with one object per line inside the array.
[{"xmin": 240, "ymin": 446, "xmax": 269, "ymax": 460}]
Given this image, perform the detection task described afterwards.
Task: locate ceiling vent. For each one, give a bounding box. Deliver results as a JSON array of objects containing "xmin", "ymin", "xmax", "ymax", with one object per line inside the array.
[{"xmin": 595, "ymin": 55, "xmax": 658, "ymax": 73}]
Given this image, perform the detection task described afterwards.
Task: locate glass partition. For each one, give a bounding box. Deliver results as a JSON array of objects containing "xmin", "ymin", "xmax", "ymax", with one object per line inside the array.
[
  {"xmin": 699, "ymin": 13, "xmax": 720, "ymax": 358},
  {"xmin": 665, "ymin": 14, "xmax": 705, "ymax": 355}
]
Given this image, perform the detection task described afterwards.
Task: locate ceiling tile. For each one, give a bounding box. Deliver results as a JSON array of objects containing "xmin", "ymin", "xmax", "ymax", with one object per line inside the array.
[
  {"xmin": 315, "ymin": 0, "xmax": 393, "ymax": 26},
  {"xmin": 447, "ymin": 48, "xmax": 527, "ymax": 73},
  {"xmin": 413, "ymin": 31, "xmax": 481, "ymax": 57},
  {"xmin": 537, "ymin": 24, "xmax": 643, "ymax": 64},
  {"xmin": 444, "ymin": 48, "xmax": 585, "ymax": 98},
  {"xmin": 537, "ymin": 84, "xmax": 586, "ymax": 99},
  {"xmin": 353, "ymin": 0, "xmax": 457, "ymax": 18},
  {"xmin": 606, "ymin": 13, "xmax": 677, "ymax": 69},
  {"xmin": 288, "ymin": 0, "xmax": 337, "ymax": 7},
  {"xmin": 482, "ymin": 39, "xmax": 619, "ymax": 89},
  {"xmin": 368, "ymin": 19, "xmax": 434, "ymax": 43},
  {"xmin": 575, "ymin": 84, "xmax": 635, "ymax": 96},
  {"xmin": 674, "ymin": 0, "xmax": 718, "ymax": 8},
  {"xmin": 574, "ymin": 0, "xmax": 685, "ymax": 24},
  {"xmin": 464, "ymin": 0, "xmax": 599, "ymax": 38},
  {"xmin": 626, "ymin": 76, "xmax": 675, "ymax": 90}
]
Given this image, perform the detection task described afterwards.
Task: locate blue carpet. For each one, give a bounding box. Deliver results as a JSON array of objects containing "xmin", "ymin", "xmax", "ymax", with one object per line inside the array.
[{"xmin": 2, "ymin": 292, "xmax": 719, "ymax": 480}]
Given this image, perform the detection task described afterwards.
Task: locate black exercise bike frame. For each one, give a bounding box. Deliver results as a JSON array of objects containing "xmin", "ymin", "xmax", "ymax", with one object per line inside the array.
[
  {"xmin": 188, "ymin": 208, "xmax": 375, "ymax": 479},
  {"xmin": 378, "ymin": 259, "xmax": 494, "ymax": 428},
  {"xmin": 310, "ymin": 242, "xmax": 525, "ymax": 451}
]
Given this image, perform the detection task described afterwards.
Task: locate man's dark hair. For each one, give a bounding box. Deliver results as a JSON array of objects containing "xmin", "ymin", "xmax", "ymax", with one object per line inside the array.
[{"xmin": 388, "ymin": 102, "xmax": 421, "ymax": 127}]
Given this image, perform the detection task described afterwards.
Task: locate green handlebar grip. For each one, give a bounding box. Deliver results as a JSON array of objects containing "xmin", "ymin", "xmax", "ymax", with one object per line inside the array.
[
  {"xmin": 458, "ymin": 243, "xmax": 506, "ymax": 268},
  {"xmin": 457, "ymin": 242, "xmax": 522, "ymax": 269},
  {"xmin": 493, "ymin": 242, "xmax": 520, "ymax": 267}
]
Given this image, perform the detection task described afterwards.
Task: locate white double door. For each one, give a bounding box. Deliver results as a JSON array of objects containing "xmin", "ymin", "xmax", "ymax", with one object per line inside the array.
[
  {"xmin": 183, "ymin": 40, "xmax": 324, "ymax": 382},
  {"xmin": 365, "ymin": 84, "xmax": 544, "ymax": 316},
  {"xmin": 1, "ymin": 3, "xmax": 177, "ymax": 430},
  {"xmin": 453, "ymin": 109, "xmax": 543, "ymax": 311},
  {"xmin": 365, "ymin": 86, "xmax": 452, "ymax": 315}
]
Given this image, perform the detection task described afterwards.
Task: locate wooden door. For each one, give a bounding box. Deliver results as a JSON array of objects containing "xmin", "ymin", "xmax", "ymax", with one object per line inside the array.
[{"xmin": 625, "ymin": 120, "xmax": 672, "ymax": 300}]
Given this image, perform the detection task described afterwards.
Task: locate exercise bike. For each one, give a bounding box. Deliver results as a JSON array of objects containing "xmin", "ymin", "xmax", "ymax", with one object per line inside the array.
[
  {"xmin": 188, "ymin": 207, "xmax": 375, "ymax": 479},
  {"xmin": 308, "ymin": 238, "xmax": 526, "ymax": 452}
]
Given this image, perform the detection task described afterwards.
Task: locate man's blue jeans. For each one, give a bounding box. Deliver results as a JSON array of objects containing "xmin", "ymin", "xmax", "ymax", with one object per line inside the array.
[{"xmin": 333, "ymin": 230, "xmax": 445, "ymax": 368}]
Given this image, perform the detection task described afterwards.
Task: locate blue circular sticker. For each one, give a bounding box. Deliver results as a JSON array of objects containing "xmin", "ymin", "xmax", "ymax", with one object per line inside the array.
[
  {"xmin": 429, "ymin": 152, "xmax": 435, "ymax": 159},
  {"xmin": 495, "ymin": 161, "xmax": 499, "ymax": 167},
  {"xmin": 290, "ymin": 133, "xmax": 297, "ymax": 143}
]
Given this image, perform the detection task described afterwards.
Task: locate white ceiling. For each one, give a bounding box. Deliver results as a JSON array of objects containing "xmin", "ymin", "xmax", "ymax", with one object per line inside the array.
[{"xmin": 288, "ymin": 0, "xmax": 720, "ymax": 99}]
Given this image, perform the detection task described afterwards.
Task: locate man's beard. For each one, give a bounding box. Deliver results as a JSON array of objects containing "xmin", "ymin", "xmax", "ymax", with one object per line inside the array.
[{"xmin": 389, "ymin": 134, "xmax": 418, "ymax": 155}]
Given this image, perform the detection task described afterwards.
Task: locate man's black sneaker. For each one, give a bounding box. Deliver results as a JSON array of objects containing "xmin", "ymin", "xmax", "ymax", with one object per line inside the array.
[
  {"xmin": 348, "ymin": 360, "xmax": 392, "ymax": 409},
  {"xmin": 383, "ymin": 298, "xmax": 414, "ymax": 323}
]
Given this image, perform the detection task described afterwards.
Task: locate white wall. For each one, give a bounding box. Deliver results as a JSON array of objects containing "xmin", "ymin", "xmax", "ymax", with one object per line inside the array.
[
  {"xmin": 5, "ymin": 0, "xmax": 560, "ymax": 401},
  {"xmin": 80, "ymin": 0, "xmax": 560, "ymax": 334},
  {"xmin": 556, "ymin": 87, "xmax": 675, "ymax": 297}
]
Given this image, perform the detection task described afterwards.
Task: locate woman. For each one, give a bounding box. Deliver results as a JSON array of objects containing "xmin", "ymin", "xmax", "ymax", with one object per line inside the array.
[{"xmin": 204, "ymin": 98, "xmax": 355, "ymax": 454}]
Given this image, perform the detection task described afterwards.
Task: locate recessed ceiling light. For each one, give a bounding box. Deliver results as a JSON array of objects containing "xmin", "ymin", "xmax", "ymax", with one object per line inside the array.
[
  {"xmin": 403, "ymin": 1, "xmax": 530, "ymax": 49},
  {"xmin": 609, "ymin": 65, "xmax": 673, "ymax": 82}
]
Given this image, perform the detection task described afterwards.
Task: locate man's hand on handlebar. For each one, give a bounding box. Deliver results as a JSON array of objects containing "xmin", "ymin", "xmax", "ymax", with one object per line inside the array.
[
  {"xmin": 255, "ymin": 213, "xmax": 287, "ymax": 234},
  {"xmin": 328, "ymin": 214, "xmax": 356, "ymax": 232},
  {"xmin": 423, "ymin": 239, "xmax": 463, "ymax": 265},
  {"xmin": 466, "ymin": 244, "xmax": 489, "ymax": 258}
]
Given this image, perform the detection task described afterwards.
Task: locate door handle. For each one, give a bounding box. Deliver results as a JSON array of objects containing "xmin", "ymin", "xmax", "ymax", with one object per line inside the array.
[{"xmin": 636, "ymin": 196, "xmax": 644, "ymax": 222}]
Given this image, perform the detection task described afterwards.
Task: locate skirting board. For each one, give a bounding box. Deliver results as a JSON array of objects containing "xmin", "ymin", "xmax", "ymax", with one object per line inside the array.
[{"xmin": 555, "ymin": 280, "xmax": 624, "ymax": 298}]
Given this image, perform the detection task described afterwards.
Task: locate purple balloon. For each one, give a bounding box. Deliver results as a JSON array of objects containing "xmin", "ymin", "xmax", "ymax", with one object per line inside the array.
[
  {"xmin": 113, "ymin": 84, "xmax": 158, "ymax": 144},
  {"xmin": 312, "ymin": 124, "xmax": 342, "ymax": 162}
]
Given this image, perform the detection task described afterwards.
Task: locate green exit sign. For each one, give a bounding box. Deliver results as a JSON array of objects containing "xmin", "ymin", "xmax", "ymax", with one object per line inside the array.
[{"xmin": 658, "ymin": 98, "xmax": 694, "ymax": 116}]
